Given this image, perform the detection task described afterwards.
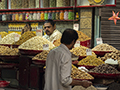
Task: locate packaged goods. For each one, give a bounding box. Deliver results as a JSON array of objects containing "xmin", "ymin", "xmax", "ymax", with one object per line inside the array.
[
  {"xmin": 43, "ymin": 0, "xmax": 49, "ymax": 7},
  {"xmin": 56, "ymin": 10, "xmax": 60, "ymax": 20},
  {"xmin": 41, "ymin": 11, "xmax": 44, "ymax": 20},
  {"xmin": 44, "ymin": 11, "xmax": 48, "ymax": 20},
  {"xmin": 56, "ymin": 0, "xmax": 70, "ymax": 7},
  {"xmin": 22, "ymin": 0, "xmax": 29, "ymax": 8},
  {"xmin": 29, "ymin": 0, "xmax": 35, "ymax": 8},
  {"xmin": 32, "ymin": 50, "xmax": 50, "ymax": 60},
  {"xmin": 64, "ymin": 10, "xmax": 68, "ymax": 20},
  {"xmin": 89, "ymin": 64, "xmax": 120, "ymax": 74},
  {"xmin": 68, "ymin": 10, "xmax": 74, "ymax": 20},
  {"xmin": 48, "ymin": 11, "xmax": 52, "ymax": 19},
  {"xmin": 36, "ymin": 0, "xmax": 39, "ymax": 8},
  {"xmin": 2, "ymin": 12, "xmax": 6, "ymax": 21},
  {"xmin": 70, "ymin": 46, "xmax": 96, "ymax": 57},
  {"xmin": 0, "ymin": 0, "xmax": 7, "ymax": 9},
  {"xmin": 78, "ymin": 56, "xmax": 104, "ymax": 66},
  {"xmin": 71, "ymin": 65, "xmax": 94, "ymax": 80},
  {"xmin": 33, "ymin": 11, "xmax": 37, "ymax": 20},
  {"xmin": 60, "ymin": 10, "xmax": 64, "ymax": 20},
  {"xmin": 0, "ymin": 32, "xmax": 21, "ymax": 45},
  {"xmin": 18, "ymin": 36, "xmax": 55, "ymax": 50},
  {"xmin": 52, "ymin": 10, "xmax": 56, "ymax": 20},
  {"xmin": 92, "ymin": 43, "xmax": 117, "ymax": 51},
  {"xmin": 0, "ymin": 32, "xmax": 8, "ymax": 38},
  {"xmin": 14, "ymin": 31, "xmax": 36, "ymax": 45}
]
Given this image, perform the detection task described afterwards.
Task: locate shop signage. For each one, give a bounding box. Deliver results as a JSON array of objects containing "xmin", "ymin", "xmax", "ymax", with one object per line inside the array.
[
  {"xmin": 74, "ymin": 40, "xmax": 80, "ymax": 47},
  {"xmin": 73, "ymin": 24, "xmax": 79, "ymax": 31},
  {"xmin": 14, "ymin": 34, "xmax": 20, "ymax": 42},
  {"xmin": 96, "ymin": 38, "xmax": 103, "ymax": 44},
  {"xmin": 86, "ymin": 49, "xmax": 92, "ymax": 56},
  {"xmin": 43, "ymin": 44, "xmax": 49, "ymax": 50}
]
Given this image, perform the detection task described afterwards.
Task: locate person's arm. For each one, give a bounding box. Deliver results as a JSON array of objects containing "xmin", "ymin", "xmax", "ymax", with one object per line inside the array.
[{"xmin": 70, "ymin": 79, "xmax": 92, "ymax": 88}]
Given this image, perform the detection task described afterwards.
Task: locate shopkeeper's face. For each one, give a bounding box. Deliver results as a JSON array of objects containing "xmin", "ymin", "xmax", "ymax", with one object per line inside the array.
[{"xmin": 44, "ymin": 23, "xmax": 55, "ymax": 36}]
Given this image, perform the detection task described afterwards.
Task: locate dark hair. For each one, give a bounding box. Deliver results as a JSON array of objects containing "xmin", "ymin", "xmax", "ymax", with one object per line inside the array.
[
  {"xmin": 61, "ymin": 28, "xmax": 78, "ymax": 45},
  {"xmin": 44, "ymin": 19, "xmax": 55, "ymax": 27}
]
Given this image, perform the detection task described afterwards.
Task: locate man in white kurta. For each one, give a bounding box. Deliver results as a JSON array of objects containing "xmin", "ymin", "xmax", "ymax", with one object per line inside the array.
[{"xmin": 44, "ymin": 44, "xmax": 72, "ymax": 90}]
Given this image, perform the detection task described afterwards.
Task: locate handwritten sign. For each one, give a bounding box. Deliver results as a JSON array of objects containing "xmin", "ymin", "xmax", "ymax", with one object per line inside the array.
[
  {"xmin": 14, "ymin": 34, "xmax": 20, "ymax": 42},
  {"xmin": 36, "ymin": 29, "xmax": 43, "ymax": 36},
  {"xmin": 74, "ymin": 41, "xmax": 80, "ymax": 47},
  {"xmin": 96, "ymin": 38, "xmax": 103, "ymax": 44},
  {"xmin": 73, "ymin": 24, "xmax": 79, "ymax": 31},
  {"xmin": 43, "ymin": 44, "xmax": 49, "ymax": 50},
  {"xmin": 86, "ymin": 49, "xmax": 92, "ymax": 56}
]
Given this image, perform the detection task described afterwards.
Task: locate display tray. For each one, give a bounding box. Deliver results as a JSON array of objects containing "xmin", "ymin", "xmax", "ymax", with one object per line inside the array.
[
  {"xmin": 74, "ymin": 78, "xmax": 94, "ymax": 81},
  {"xmin": 88, "ymin": 72, "xmax": 120, "ymax": 79},
  {"xmin": 0, "ymin": 44, "xmax": 19, "ymax": 48},
  {"xmin": 80, "ymin": 39, "xmax": 91, "ymax": 48},
  {"xmin": 0, "ymin": 81, "xmax": 10, "ymax": 88},
  {"xmin": 0, "ymin": 55, "xmax": 20, "ymax": 62},
  {"xmin": 72, "ymin": 60, "xmax": 79, "ymax": 65},
  {"xmin": 19, "ymin": 49, "xmax": 43, "ymax": 56},
  {"xmin": 78, "ymin": 65, "xmax": 96, "ymax": 69},
  {"xmin": 32, "ymin": 59, "xmax": 46, "ymax": 65},
  {"xmin": 93, "ymin": 51, "xmax": 112, "ymax": 57},
  {"xmin": 78, "ymin": 56, "xmax": 86, "ymax": 60}
]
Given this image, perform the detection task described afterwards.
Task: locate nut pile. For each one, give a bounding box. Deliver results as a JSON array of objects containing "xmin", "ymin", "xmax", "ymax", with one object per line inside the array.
[
  {"xmin": 14, "ymin": 31, "xmax": 36, "ymax": 45},
  {"xmin": 72, "ymin": 85, "xmax": 97, "ymax": 90},
  {"xmin": 89, "ymin": 64, "xmax": 120, "ymax": 74},
  {"xmin": 0, "ymin": 46, "xmax": 19, "ymax": 55},
  {"xmin": 92, "ymin": 43, "xmax": 117, "ymax": 51},
  {"xmin": 77, "ymin": 31, "xmax": 91, "ymax": 41},
  {"xmin": 71, "ymin": 65, "xmax": 94, "ymax": 80},
  {"xmin": 78, "ymin": 56, "xmax": 104, "ymax": 66},
  {"xmin": 100, "ymin": 50, "xmax": 120, "ymax": 61},
  {"xmin": 70, "ymin": 46, "xmax": 96, "ymax": 57},
  {"xmin": 0, "ymin": 31, "xmax": 8, "ymax": 38},
  {"xmin": 32, "ymin": 50, "xmax": 50, "ymax": 60},
  {"xmin": 18, "ymin": 36, "xmax": 55, "ymax": 50},
  {"xmin": 0, "ymin": 32, "xmax": 21, "ymax": 44}
]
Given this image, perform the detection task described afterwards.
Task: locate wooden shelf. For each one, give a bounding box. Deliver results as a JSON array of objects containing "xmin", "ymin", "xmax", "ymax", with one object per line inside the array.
[{"xmin": 0, "ymin": 20, "xmax": 79, "ymax": 23}]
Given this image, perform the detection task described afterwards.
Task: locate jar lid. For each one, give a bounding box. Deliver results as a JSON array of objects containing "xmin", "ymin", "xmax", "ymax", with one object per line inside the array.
[
  {"xmin": 30, "ymin": 11, "xmax": 33, "ymax": 13},
  {"xmin": 60, "ymin": 10, "xmax": 64, "ymax": 12},
  {"xmin": 52, "ymin": 10, "xmax": 55, "ymax": 12},
  {"xmin": 48, "ymin": 11, "xmax": 52, "ymax": 13},
  {"xmin": 56, "ymin": 10, "xmax": 59, "ymax": 12}
]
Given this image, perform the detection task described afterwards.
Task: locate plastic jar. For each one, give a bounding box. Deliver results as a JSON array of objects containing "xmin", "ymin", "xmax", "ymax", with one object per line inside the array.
[
  {"xmin": 15, "ymin": 12, "xmax": 19, "ymax": 21},
  {"xmin": 56, "ymin": 0, "xmax": 70, "ymax": 7},
  {"xmin": 60, "ymin": 10, "xmax": 64, "ymax": 20},
  {"xmin": 2, "ymin": 12, "xmax": 7, "ymax": 21},
  {"xmin": 0, "ymin": 13, "xmax": 2, "ymax": 21},
  {"xmin": 26, "ymin": 12, "xmax": 30, "ymax": 20},
  {"xmin": 12, "ymin": 12, "xmax": 15, "ymax": 21},
  {"xmin": 37, "ymin": 11, "xmax": 40, "ymax": 20},
  {"xmin": 43, "ymin": 0, "xmax": 49, "ymax": 8},
  {"xmin": 56, "ymin": 10, "xmax": 60, "ymax": 20},
  {"xmin": 50, "ymin": 0, "xmax": 56, "ymax": 7},
  {"xmin": 48, "ymin": 11, "xmax": 52, "ymax": 19},
  {"xmin": 41, "ymin": 11, "xmax": 44, "ymax": 20},
  {"xmin": 29, "ymin": 11, "xmax": 33, "ymax": 20},
  {"xmin": 33, "ymin": 11, "xmax": 37, "ymax": 20},
  {"xmin": 64, "ymin": 10, "xmax": 68, "ymax": 20},
  {"xmin": 52, "ymin": 10, "xmax": 56, "ymax": 20},
  {"xmin": 68, "ymin": 10, "xmax": 74, "ymax": 20},
  {"xmin": 19, "ymin": 12, "xmax": 23, "ymax": 21},
  {"xmin": 44, "ymin": 11, "xmax": 48, "ymax": 20}
]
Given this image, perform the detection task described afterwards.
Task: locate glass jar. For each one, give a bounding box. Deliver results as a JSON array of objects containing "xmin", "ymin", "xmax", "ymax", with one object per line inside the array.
[
  {"xmin": 64, "ymin": 10, "xmax": 68, "ymax": 20},
  {"xmin": 33, "ymin": 11, "xmax": 37, "ymax": 20},
  {"xmin": 56, "ymin": 0, "xmax": 70, "ymax": 7},
  {"xmin": 60, "ymin": 10, "xmax": 64, "ymax": 20},
  {"xmin": 9, "ymin": 12, "xmax": 12, "ymax": 21},
  {"xmin": 44, "ymin": 11, "xmax": 48, "ymax": 20},
  {"xmin": 6, "ymin": 12, "xmax": 9, "ymax": 21},
  {"xmin": 0, "ymin": 13, "xmax": 2, "ymax": 21},
  {"xmin": 43, "ymin": 0, "xmax": 49, "ymax": 8},
  {"xmin": 56, "ymin": 10, "xmax": 60, "ymax": 20},
  {"xmin": 41, "ymin": 11, "xmax": 44, "ymax": 20},
  {"xmin": 22, "ymin": 11, "xmax": 26, "ymax": 20},
  {"xmin": 29, "ymin": 11, "xmax": 33, "ymax": 20},
  {"xmin": 37, "ymin": 11, "xmax": 40, "ymax": 20},
  {"xmin": 50, "ymin": 0, "xmax": 56, "ymax": 7},
  {"xmin": 2, "ymin": 12, "xmax": 6, "ymax": 21},
  {"xmin": 15, "ymin": 12, "xmax": 19, "ymax": 21},
  {"xmin": 19, "ymin": 12, "xmax": 23, "ymax": 21},
  {"xmin": 12, "ymin": 12, "xmax": 15, "ymax": 21},
  {"xmin": 68, "ymin": 10, "xmax": 74, "ymax": 20},
  {"xmin": 52, "ymin": 10, "xmax": 56, "ymax": 20},
  {"xmin": 36, "ymin": 0, "xmax": 39, "ymax": 8},
  {"xmin": 48, "ymin": 11, "xmax": 52, "ymax": 19},
  {"xmin": 26, "ymin": 12, "xmax": 30, "ymax": 20},
  {"xmin": 29, "ymin": 0, "xmax": 35, "ymax": 8}
]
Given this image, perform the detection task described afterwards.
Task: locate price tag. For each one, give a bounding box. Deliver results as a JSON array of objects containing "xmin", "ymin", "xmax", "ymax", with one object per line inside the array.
[
  {"xmin": 96, "ymin": 38, "xmax": 103, "ymax": 44},
  {"xmin": 36, "ymin": 29, "xmax": 43, "ymax": 36},
  {"xmin": 0, "ymin": 35, "xmax": 2, "ymax": 41},
  {"xmin": 43, "ymin": 44, "xmax": 49, "ymax": 50},
  {"xmin": 73, "ymin": 24, "xmax": 79, "ymax": 31},
  {"xmin": 74, "ymin": 41, "xmax": 80, "ymax": 47},
  {"xmin": 86, "ymin": 49, "xmax": 92, "ymax": 56},
  {"xmin": 14, "ymin": 34, "xmax": 20, "ymax": 42}
]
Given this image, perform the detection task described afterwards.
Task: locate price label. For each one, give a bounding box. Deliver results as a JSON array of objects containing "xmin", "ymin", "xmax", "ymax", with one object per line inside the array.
[
  {"xmin": 0, "ymin": 35, "xmax": 2, "ymax": 41},
  {"xmin": 86, "ymin": 49, "xmax": 92, "ymax": 56},
  {"xmin": 74, "ymin": 41, "xmax": 80, "ymax": 47},
  {"xmin": 96, "ymin": 38, "xmax": 103, "ymax": 44},
  {"xmin": 73, "ymin": 24, "xmax": 79, "ymax": 31},
  {"xmin": 14, "ymin": 34, "xmax": 20, "ymax": 42},
  {"xmin": 36, "ymin": 29, "xmax": 43, "ymax": 36},
  {"xmin": 43, "ymin": 44, "xmax": 49, "ymax": 50}
]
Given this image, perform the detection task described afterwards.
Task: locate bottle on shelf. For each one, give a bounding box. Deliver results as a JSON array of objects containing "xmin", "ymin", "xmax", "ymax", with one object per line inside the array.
[
  {"xmin": 75, "ymin": 12, "xmax": 79, "ymax": 20},
  {"xmin": 37, "ymin": 11, "xmax": 40, "ymax": 20},
  {"xmin": 2, "ymin": 12, "xmax": 7, "ymax": 21},
  {"xmin": 64, "ymin": 10, "xmax": 68, "ymax": 20},
  {"xmin": 33, "ymin": 11, "xmax": 37, "ymax": 20},
  {"xmin": 29, "ymin": 11, "xmax": 33, "ymax": 20},
  {"xmin": 60, "ymin": 10, "xmax": 64, "ymax": 20},
  {"xmin": 44, "ymin": 11, "xmax": 48, "ymax": 20},
  {"xmin": 41, "ymin": 11, "xmax": 44, "ymax": 20},
  {"xmin": 52, "ymin": 10, "xmax": 56, "ymax": 20},
  {"xmin": 56, "ymin": 10, "xmax": 60, "ymax": 20},
  {"xmin": 48, "ymin": 10, "xmax": 52, "ymax": 19},
  {"xmin": 68, "ymin": 9, "xmax": 74, "ymax": 20}
]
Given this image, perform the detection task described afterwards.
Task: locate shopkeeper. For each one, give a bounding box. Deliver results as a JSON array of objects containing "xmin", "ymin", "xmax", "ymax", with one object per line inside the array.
[{"xmin": 43, "ymin": 19, "xmax": 62, "ymax": 43}]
